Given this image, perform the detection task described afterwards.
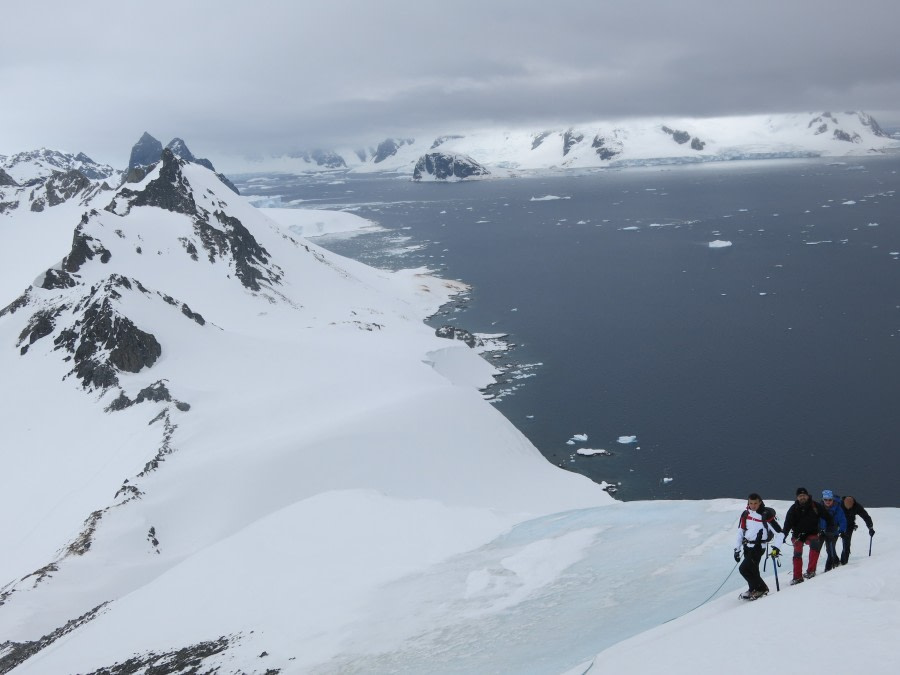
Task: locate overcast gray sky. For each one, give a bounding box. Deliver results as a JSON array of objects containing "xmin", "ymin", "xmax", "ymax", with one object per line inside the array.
[{"xmin": 2, "ymin": 0, "xmax": 899, "ymax": 167}]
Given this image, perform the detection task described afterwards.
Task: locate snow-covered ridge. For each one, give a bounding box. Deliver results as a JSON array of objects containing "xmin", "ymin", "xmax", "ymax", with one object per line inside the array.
[
  {"xmin": 220, "ymin": 111, "xmax": 900, "ymax": 175},
  {"xmin": 0, "ymin": 141, "xmax": 609, "ymax": 672}
]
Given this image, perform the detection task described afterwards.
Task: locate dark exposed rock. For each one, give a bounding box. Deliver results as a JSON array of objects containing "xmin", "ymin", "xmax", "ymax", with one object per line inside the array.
[
  {"xmin": 128, "ymin": 131, "xmax": 163, "ymax": 170},
  {"xmin": 834, "ymin": 128, "xmax": 862, "ymax": 143},
  {"xmin": 431, "ymin": 135, "xmax": 464, "ymax": 149},
  {"xmin": 64, "ymin": 218, "xmax": 112, "ymax": 274},
  {"xmin": 373, "ymin": 138, "xmax": 413, "ymax": 163},
  {"xmin": 181, "ymin": 303, "xmax": 205, "ymax": 325},
  {"xmin": 117, "ymin": 149, "xmax": 198, "ymax": 215},
  {"xmin": 592, "ymin": 135, "xmax": 623, "ymax": 160},
  {"xmin": 661, "ymin": 126, "xmax": 691, "ymax": 144},
  {"xmin": 83, "ymin": 636, "xmax": 233, "ymax": 675},
  {"xmin": 0, "ymin": 602, "xmax": 109, "ymax": 674},
  {"xmin": 215, "ymin": 172, "xmax": 240, "ymax": 195},
  {"xmin": 436, "ymin": 324, "xmax": 479, "ymax": 348},
  {"xmin": 0, "ymin": 168, "xmax": 17, "ymax": 186},
  {"xmin": 309, "ymin": 149, "xmax": 346, "ymax": 168},
  {"xmin": 123, "ymin": 164, "xmax": 153, "ymax": 184},
  {"xmin": 814, "ymin": 123, "xmax": 828, "ymax": 135},
  {"xmin": 0, "ymin": 289, "xmax": 32, "ymax": 317},
  {"xmin": 691, "ymin": 136, "xmax": 706, "ymax": 151},
  {"xmin": 856, "ymin": 111, "xmax": 889, "ymax": 137},
  {"xmin": 212, "ymin": 210, "xmax": 276, "ymax": 290},
  {"xmin": 563, "ymin": 129, "xmax": 584, "ymax": 156},
  {"xmin": 41, "ymin": 169, "xmax": 93, "ymax": 207},
  {"xmin": 412, "ymin": 152, "xmax": 489, "ymax": 181},
  {"xmin": 532, "ymin": 131, "xmax": 552, "ymax": 150}
]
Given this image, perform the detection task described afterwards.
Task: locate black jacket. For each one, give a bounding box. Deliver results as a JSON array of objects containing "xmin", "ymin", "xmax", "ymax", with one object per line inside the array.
[
  {"xmin": 840, "ymin": 498, "xmax": 874, "ymax": 531},
  {"xmin": 783, "ymin": 499, "xmax": 834, "ymax": 539}
]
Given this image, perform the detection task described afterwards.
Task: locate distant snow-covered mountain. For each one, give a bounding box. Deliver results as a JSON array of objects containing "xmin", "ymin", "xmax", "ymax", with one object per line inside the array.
[{"xmin": 223, "ymin": 110, "xmax": 900, "ymax": 177}]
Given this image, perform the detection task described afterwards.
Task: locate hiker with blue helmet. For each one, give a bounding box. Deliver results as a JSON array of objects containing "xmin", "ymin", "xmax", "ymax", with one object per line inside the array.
[
  {"xmin": 820, "ymin": 489, "xmax": 847, "ymax": 572},
  {"xmin": 782, "ymin": 487, "xmax": 835, "ymax": 585},
  {"xmin": 839, "ymin": 495, "xmax": 875, "ymax": 565}
]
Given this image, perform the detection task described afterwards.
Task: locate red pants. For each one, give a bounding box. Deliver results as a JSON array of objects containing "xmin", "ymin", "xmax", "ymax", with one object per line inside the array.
[{"xmin": 792, "ymin": 535, "xmax": 823, "ymax": 579}]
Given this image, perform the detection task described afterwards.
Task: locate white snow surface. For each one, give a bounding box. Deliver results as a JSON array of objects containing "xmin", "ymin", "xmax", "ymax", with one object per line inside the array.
[{"xmin": 2, "ymin": 158, "xmax": 899, "ymax": 675}]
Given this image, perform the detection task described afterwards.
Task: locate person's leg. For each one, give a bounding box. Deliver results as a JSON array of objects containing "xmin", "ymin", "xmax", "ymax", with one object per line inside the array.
[
  {"xmin": 840, "ymin": 531, "xmax": 852, "ymax": 565},
  {"xmin": 792, "ymin": 537, "xmax": 804, "ymax": 580},
  {"xmin": 807, "ymin": 535, "xmax": 823, "ymax": 575}
]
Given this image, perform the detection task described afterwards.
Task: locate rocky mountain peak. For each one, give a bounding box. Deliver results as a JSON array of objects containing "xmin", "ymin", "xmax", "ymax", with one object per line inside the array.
[{"xmin": 128, "ymin": 132, "xmax": 164, "ymax": 171}]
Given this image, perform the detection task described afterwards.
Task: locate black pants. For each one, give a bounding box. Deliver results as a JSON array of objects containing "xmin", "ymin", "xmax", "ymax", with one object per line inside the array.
[
  {"xmin": 823, "ymin": 535, "xmax": 841, "ymax": 571},
  {"xmin": 739, "ymin": 545, "xmax": 768, "ymax": 592},
  {"xmin": 839, "ymin": 531, "xmax": 854, "ymax": 565}
]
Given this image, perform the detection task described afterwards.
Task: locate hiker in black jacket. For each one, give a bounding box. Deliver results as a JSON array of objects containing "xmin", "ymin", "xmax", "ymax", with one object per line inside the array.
[
  {"xmin": 839, "ymin": 495, "xmax": 875, "ymax": 565},
  {"xmin": 782, "ymin": 487, "xmax": 835, "ymax": 584}
]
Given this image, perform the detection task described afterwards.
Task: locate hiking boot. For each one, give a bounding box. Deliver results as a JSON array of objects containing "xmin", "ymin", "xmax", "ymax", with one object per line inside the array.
[
  {"xmin": 790, "ymin": 578, "xmax": 804, "ymax": 586},
  {"xmin": 750, "ymin": 590, "xmax": 768, "ymax": 600},
  {"xmin": 803, "ymin": 571, "xmax": 816, "ymax": 579}
]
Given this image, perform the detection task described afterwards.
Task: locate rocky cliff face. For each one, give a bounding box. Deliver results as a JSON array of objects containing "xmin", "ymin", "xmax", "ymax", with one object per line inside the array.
[{"xmin": 412, "ymin": 152, "xmax": 490, "ymax": 181}]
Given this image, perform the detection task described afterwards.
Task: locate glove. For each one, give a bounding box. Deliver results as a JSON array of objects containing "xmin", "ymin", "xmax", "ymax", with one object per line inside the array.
[
  {"xmin": 770, "ymin": 546, "xmax": 781, "ymax": 558},
  {"xmin": 733, "ymin": 549, "xmax": 741, "ymax": 562},
  {"xmin": 869, "ymin": 528, "xmax": 875, "ymax": 536}
]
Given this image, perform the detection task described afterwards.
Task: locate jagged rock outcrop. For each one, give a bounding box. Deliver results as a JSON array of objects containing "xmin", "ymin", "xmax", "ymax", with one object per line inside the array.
[
  {"xmin": 431, "ymin": 135, "xmax": 464, "ymax": 149},
  {"xmin": 592, "ymin": 135, "xmax": 624, "ymax": 160},
  {"xmin": 0, "ymin": 168, "xmax": 18, "ymax": 186},
  {"xmin": 563, "ymin": 129, "xmax": 584, "ymax": 156},
  {"xmin": 412, "ymin": 152, "xmax": 490, "ymax": 181},
  {"xmin": 373, "ymin": 138, "xmax": 414, "ymax": 163},
  {"xmin": 532, "ymin": 131, "xmax": 552, "ymax": 150},
  {"xmin": 661, "ymin": 126, "xmax": 706, "ymax": 151},
  {"xmin": 28, "ymin": 169, "xmax": 96, "ymax": 212},
  {"xmin": 128, "ymin": 132, "xmax": 164, "ymax": 170}
]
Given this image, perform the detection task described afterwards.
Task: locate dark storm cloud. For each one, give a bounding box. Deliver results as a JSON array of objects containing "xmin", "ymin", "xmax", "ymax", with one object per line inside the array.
[{"xmin": 2, "ymin": 0, "xmax": 899, "ymax": 166}]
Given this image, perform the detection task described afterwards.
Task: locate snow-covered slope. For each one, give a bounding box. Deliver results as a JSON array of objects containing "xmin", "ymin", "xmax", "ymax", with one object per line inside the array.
[
  {"xmin": 0, "ymin": 147, "xmax": 609, "ymax": 672},
  {"xmin": 222, "ymin": 111, "xmax": 899, "ymax": 176}
]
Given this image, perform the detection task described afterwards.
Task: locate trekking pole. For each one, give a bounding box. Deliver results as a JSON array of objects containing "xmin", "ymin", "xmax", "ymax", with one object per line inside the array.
[
  {"xmin": 763, "ymin": 542, "xmax": 769, "ymax": 572},
  {"xmin": 770, "ymin": 546, "xmax": 782, "ymax": 591},
  {"xmin": 869, "ymin": 532, "xmax": 874, "ymax": 557}
]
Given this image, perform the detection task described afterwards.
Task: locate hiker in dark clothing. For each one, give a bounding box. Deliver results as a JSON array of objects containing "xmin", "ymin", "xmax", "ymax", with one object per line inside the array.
[
  {"xmin": 839, "ymin": 495, "xmax": 875, "ymax": 565},
  {"xmin": 734, "ymin": 493, "xmax": 782, "ymax": 600},
  {"xmin": 782, "ymin": 487, "xmax": 835, "ymax": 584}
]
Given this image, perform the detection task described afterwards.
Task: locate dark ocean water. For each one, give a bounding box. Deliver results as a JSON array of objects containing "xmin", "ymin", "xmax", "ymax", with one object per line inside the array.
[{"xmin": 233, "ymin": 157, "xmax": 900, "ymax": 506}]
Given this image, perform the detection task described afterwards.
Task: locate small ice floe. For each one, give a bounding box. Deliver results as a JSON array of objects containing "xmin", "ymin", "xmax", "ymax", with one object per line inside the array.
[
  {"xmin": 738, "ymin": 208, "xmax": 748, "ymax": 212},
  {"xmin": 439, "ymin": 210, "xmax": 447, "ymax": 214},
  {"xmin": 576, "ymin": 220, "xmax": 589, "ymax": 225},
  {"xmin": 601, "ymin": 483, "xmax": 619, "ymax": 494},
  {"xmin": 843, "ymin": 200, "xmax": 857, "ymax": 205},
  {"xmin": 510, "ymin": 307, "xmax": 518, "ymax": 312},
  {"xmin": 530, "ymin": 195, "xmax": 570, "ymax": 201},
  {"xmin": 621, "ymin": 226, "xmax": 640, "ymax": 231},
  {"xmin": 526, "ymin": 414, "xmax": 535, "ymax": 419},
  {"xmin": 805, "ymin": 240, "xmax": 833, "ymax": 245},
  {"xmin": 577, "ymin": 448, "xmax": 611, "ymax": 457},
  {"xmin": 759, "ymin": 292, "xmax": 768, "ymax": 296},
  {"xmin": 569, "ymin": 433, "xmax": 588, "ymax": 443},
  {"xmin": 890, "ymin": 252, "xmax": 900, "ymax": 257},
  {"xmin": 475, "ymin": 220, "xmax": 490, "ymax": 223},
  {"xmin": 617, "ymin": 435, "xmax": 637, "ymax": 444},
  {"xmin": 708, "ymin": 240, "xmax": 732, "ymax": 248},
  {"xmin": 868, "ymin": 222, "xmax": 879, "ymax": 227},
  {"xmin": 663, "ymin": 477, "xmax": 674, "ymax": 484}
]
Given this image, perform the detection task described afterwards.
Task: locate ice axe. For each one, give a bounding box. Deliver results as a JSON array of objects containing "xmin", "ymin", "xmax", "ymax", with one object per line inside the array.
[{"xmin": 769, "ymin": 546, "xmax": 782, "ymax": 591}]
